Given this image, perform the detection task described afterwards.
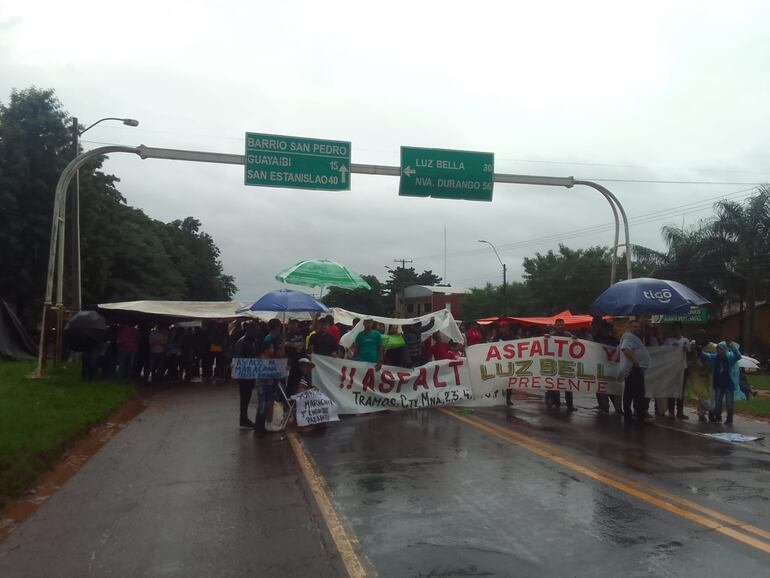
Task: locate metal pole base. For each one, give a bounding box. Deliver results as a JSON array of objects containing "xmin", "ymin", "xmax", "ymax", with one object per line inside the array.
[{"xmin": 34, "ymin": 304, "xmax": 64, "ymax": 377}]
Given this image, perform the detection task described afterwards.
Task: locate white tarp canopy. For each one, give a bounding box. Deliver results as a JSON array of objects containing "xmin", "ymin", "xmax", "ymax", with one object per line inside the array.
[
  {"xmin": 98, "ymin": 300, "xmax": 314, "ymax": 321},
  {"xmin": 97, "ymin": 302, "xmax": 462, "ymax": 342},
  {"xmin": 337, "ymin": 307, "xmax": 462, "ymax": 348}
]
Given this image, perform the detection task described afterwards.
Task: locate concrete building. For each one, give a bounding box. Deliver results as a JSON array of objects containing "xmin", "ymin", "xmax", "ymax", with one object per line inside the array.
[{"xmin": 397, "ymin": 285, "xmax": 469, "ymax": 319}]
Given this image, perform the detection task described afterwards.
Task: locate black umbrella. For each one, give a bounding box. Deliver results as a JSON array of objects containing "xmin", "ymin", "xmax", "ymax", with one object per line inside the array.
[{"xmin": 64, "ymin": 310, "xmax": 108, "ymax": 352}]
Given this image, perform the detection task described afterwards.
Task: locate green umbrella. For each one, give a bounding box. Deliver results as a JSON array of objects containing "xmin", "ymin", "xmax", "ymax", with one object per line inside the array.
[{"xmin": 275, "ymin": 259, "xmax": 371, "ymax": 291}]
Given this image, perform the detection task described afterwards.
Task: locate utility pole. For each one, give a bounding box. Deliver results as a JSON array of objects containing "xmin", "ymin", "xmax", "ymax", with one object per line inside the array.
[
  {"xmin": 478, "ymin": 240, "xmax": 507, "ymax": 316},
  {"xmin": 393, "ymin": 258, "xmax": 413, "ymax": 317},
  {"xmin": 502, "ymin": 262, "xmax": 507, "ymax": 315}
]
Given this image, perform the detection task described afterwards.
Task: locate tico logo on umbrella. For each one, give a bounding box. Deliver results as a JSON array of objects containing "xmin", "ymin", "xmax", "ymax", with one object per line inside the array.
[{"xmin": 643, "ymin": 289, "xmax": 672, "ymax": 303}]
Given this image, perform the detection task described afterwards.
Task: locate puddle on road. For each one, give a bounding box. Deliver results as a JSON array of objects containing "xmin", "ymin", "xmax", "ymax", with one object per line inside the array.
[{"xmin": 0, "ymin": 395, "xmax": 148, "ymax": 543}]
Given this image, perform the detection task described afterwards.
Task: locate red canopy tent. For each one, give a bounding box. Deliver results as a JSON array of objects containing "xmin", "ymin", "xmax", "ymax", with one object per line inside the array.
[{"xmin": 476, "ymin": 310, "xmax": 595, "ymax": 330}]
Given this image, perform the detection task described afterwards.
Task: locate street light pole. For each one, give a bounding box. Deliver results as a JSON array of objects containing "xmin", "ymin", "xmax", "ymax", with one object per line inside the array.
[
  {"xmin": 478, "ymin": 240, "xmax": 506, "ymax": 316},
  {"xmin": 70, "ymin": 117, "xmax": 80, "ymax": 312},
  {"xmin": 71, "ymin": 117, "xmax": 139, "ymax": 311}
]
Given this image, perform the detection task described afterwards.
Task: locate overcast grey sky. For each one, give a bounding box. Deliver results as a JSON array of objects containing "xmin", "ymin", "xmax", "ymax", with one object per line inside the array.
[{"xmin": 2, "ymin": 0, "xmax": 769, "ymax": 301}]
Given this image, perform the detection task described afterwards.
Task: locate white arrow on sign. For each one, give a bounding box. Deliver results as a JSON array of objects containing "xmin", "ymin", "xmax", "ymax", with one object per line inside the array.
[
  {"xmin": 339, "ymin": 165, "xmax": 348, "ymax": 184},
  {"xmin": 402, "ymin": 166, "xmax": 415, "ymax": 177}
]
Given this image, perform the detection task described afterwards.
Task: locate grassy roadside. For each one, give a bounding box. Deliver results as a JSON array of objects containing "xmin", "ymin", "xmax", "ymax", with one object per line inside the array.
[
  {"xmin": 0, "ymin": 360, "xmax": 135, "ymax": 505},
  {"xmin": 734, "ymin": 396, "xmax": 770, "ymax": 419},
  {"xmin": 747, "ymin": 372, "xmax": 770, "ymax": 391},
  {"xmin": 735, "ymin": 372, "xmax": 770, "ymax": 419}
]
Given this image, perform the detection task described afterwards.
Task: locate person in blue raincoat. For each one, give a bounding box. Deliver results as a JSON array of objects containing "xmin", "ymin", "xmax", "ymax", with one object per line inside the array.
[
  {"xmin": 729, "ymin": 342, "xmax": 749, "ymax": 402},
  {"xmin": 697, "ymin": 341, "xmax": 740, "ymax": 425}
]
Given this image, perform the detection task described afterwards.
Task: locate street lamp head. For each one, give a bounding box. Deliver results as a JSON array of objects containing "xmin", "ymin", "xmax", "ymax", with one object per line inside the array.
[
  {"xmin": 478, "ymin": 239, "xmax": 489, "ymax": 244},
  {"xmin": 122, "ymin": 118, "xmax": 139, "ymax": 127}
]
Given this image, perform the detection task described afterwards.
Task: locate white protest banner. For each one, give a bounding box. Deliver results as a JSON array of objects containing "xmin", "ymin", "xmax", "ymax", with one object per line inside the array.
[
  {"xmin": 338, "ymin": 308, "xmax": 463, "ymax": 349},
  {"xmin": 313, "ymin": 339, "xmax": 685, "ymax": 415},
  {"xmin": 312, "ymin": 354, "xmax": 476, "ymax": 414},
  {"xmin": 466, "ymin": 338, "xmax": 685, "ymax": 398},
  {"xmin": 231, "ymin": 357, "xmax": 289, "ymax": 380},
  {"xmin": 291, "ymin": 389, "xmax": 340, "ymax": 427},
  {"xmin": 466, "ymin": 337, "xmax": 623, "ymax": 396}
]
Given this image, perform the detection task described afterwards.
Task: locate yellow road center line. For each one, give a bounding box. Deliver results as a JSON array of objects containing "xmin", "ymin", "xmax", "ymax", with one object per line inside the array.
[
  {"xmin": 288, "ymin": 432, "xmax": 373, "ymax": 578},
  {"xmin": 589, "ymin": 465, "xmax": 770, "ymax": 542},
  {"xmin": 461, "ymin": 412, "xmax": 770, "ymax": 543},
  {"xmin": 439, "ymin": 409, "xmax": 770, "ymax": 554}
]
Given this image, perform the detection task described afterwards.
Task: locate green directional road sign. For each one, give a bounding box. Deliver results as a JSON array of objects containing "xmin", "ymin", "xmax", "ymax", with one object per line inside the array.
[
  {"xmin": 399, "ymin": 146, "xmax": 494, "ymax": 201},
  {"xmin": 245, "ymin": 132, "xmax": 351, "ymax": 191}
]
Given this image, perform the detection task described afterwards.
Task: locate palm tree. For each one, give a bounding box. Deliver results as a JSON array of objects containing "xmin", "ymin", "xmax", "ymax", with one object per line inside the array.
[
  {"xmin": 708, "ymin": 187, "xmax": 770, "ymax": 350},
  {"xmin": 633, "ymin": 224, "xmax": 724, "ymax": 308},
  {"xmin": 635, "ymin": 186, "xmax": 770, "ymax": 351}
]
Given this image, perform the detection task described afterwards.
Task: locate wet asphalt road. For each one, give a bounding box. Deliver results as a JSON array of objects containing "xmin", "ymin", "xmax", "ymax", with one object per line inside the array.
[
  {"xmin": 304, "ymin": 395, "xmax": 770, "ymax": 577},
  {"xmin": 1, "ymin": 387, "xmax": 769, "ymax": 577},
  {"xmin": 0, "ymin": 384, "xmax": 347, "ymax": 578}
]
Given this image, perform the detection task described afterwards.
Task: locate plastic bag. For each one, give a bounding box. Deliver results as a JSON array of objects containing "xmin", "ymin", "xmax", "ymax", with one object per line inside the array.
[{"xmin": 265, "ymin": 401, "xmax": 287, "ymax": 432}]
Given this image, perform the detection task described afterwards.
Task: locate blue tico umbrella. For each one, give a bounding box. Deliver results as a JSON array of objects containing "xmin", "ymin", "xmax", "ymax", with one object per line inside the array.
[
  {"xmin": 590, "ymin": 278, "xmax": 710, "ymax": 316},
  {"xmin": 236, "ymin": 288, "xmax": 329, "ymax": 314}
]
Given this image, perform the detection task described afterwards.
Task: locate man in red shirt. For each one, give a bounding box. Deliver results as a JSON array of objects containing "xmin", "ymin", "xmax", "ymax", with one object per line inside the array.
[
  {"xmin": 431, "ymin": 332, "xmax": 451, "ymax": 361},
  {"xmin": 465, "ymin": 322, "xmax": 483, "ymax": 346},
  {"xmin": 324, "ymin": 315, "xmax": 341, "ymax": 345}
]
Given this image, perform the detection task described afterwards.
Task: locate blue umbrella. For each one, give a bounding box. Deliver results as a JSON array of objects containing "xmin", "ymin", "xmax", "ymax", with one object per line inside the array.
[
  {"xmin": 590, "ymin": 278, "xmax": 710, "ymax": 316},
  {"xmin": 236, "ymin": 288, "xmax": 329, "ymax": 313}
]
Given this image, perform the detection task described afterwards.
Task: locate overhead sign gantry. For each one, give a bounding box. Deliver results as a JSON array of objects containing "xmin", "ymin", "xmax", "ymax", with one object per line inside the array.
[{"xmin": 36, "ymin": 135, "xmax": 633, "ymax": 375}]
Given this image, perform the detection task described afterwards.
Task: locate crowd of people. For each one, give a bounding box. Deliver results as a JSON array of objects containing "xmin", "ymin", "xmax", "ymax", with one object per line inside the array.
[{"xmin": 87, "ymin": 313, "xmax": 758, "ymax": 433}]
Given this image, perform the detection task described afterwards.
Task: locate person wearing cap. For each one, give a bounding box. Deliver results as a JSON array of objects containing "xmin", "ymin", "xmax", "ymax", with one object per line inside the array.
[{"xmin": 297, "ymin": 357, "xmax": 315, "ymax": 391}]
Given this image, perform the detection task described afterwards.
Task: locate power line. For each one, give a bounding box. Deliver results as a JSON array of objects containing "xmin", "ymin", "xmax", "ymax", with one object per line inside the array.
[
  {"xmin": 591, "ymin": 178, "xmax": 764, "ymax": 186},
  {"xmin": 412, "ymin": 186, "xmax": 758, "ymax": 262}
]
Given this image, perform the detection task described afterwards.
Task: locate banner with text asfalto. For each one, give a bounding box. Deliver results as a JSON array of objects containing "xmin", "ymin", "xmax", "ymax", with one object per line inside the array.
[
  {"xmin": 312, "ymin": 355, "xmax": 477, "ymax": 414},
  {"xmin": 465, "ymin": 337, "xmax": 686, "ymax": 399},
  {"xmin": 231, "ymin": 357, "xmax": 289, "ymax": 380},
  {"xmin": 312, "ymin": 338, "xmax": 685, "ymax": 415},
  {"xmin": 465, "ymin": 336, "xmax": 624, "ymax": 396}
]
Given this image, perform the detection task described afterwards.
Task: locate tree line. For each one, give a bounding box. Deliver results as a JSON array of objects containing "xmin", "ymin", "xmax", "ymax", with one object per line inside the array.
[
  {"xmin": 0, "ymin": 88, "xmax": 236, "ymax": 330},
  {"xmin": 323, "ymin": 267, "xmax": 443, "ymax": 316}
]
